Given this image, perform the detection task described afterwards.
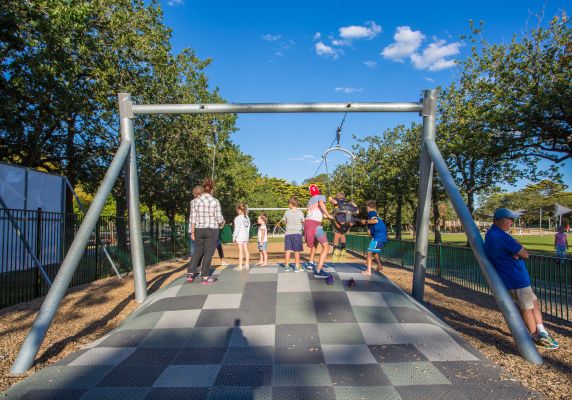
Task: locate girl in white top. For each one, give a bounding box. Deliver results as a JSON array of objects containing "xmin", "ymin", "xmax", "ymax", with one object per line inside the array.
[{"xmin": 233, "ymin": 203, "xmax": 251, "ymax": 270}]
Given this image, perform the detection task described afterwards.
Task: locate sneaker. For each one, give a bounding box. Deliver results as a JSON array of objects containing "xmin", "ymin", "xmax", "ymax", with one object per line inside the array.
[
  {"xmin": 244, "ymin": 265, "xmax": 250, "ymax": 270},
  {"xmin": 313, "ymin": 269, "xmax": 330, "ymax": 279},
  {"xmin": 535, "ymin": 332, "xmax": 559, "ymax": 349},
  {"xmin": 293, "ymin": 265, "xmax": 302, "ymax": 272},
  {"xmin": 201, "ymin": 277, "xmax": 218, "ymax": 285},
  {"xmin": 235, "ymin": 266, "xmax": 243, "ymax": 271},
  {"xmin": 220, "ymin": 261, "xmax": 230, "ymax": 266},
  {"xmin": 305, "ymin": 262, "xmax": 315, "ymax": 270},
  {"xmin": 283, "ymin": 264, "xmax": 292, "ymax": 272},
  {"xmin": 186, "ymin": 273, "xmax": 195, "ymax": 282}
]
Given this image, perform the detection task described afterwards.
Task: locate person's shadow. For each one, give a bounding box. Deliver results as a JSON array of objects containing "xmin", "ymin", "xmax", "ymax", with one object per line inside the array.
[{"xmin": 224, "ymin": 319, "xmax": 263, "ymax": 399}]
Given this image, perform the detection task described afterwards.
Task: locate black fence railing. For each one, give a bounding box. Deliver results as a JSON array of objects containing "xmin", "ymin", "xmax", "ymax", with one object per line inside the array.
[
  {"xmin": 1, "ymin": 209, "xmax": 189, "ymax": 308},
  {"xmin": 328, "ymin": 232, "xmax": 572, "ymax": 322}
]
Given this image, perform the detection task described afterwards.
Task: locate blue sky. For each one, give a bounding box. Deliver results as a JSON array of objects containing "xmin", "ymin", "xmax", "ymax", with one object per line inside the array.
[{"xmin": 160, "ymin": 0, "xmax": 570, "ymax": 191}]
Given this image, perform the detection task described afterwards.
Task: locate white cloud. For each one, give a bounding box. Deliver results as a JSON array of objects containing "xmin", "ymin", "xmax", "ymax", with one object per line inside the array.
[
  {"xmin": 381, "ymin": 26, "xmax": 425, "ymax": 61},
  {"xmin": 381, "ymin": 26, "xmax": 461, "ymax": 71},
  {"xmin": 262, "ymin": 33, "xmax": 282, "ymax": 42},
  {"xmin": 410, "ymin": 40, "xmax": 461, "ymax": 71},
  {"xmin": 332, "ymin": 39, "xmax": 351, "ymax": 46},
  {"xmin": 314, "ymin": 32, "xmax": 322, "ymax": 40},
  {"xmin": 288, "ymin": 155, "xmax": 319, "ymax": 162},
  {"xmin": 167, "ymin": 0, "xmax": 184, "ymax": 5},
  {"xmin": 363, "ymin": 60, "xmax": 377, "ymax": 68},
  {"xmin": 339, "ymin": 21, "xmax": 381, "ymax": 40},
  {"xmin": 275, "ymin": 51, "xmax": 284, "ymax": 57},
  {"xmin": 315, "ymin": 42, "xmax": 343, "ymax": 59},
  {"xmin": 423, "ymin": 77, "xmax": 434, "ymax": 82},
  {"xmin": 335, "ymin": 87, "xmax": 364, "ymax": 94},
  {"xmin": 309, "ymin": 159, "xmax": 321, "ymax": 164}
]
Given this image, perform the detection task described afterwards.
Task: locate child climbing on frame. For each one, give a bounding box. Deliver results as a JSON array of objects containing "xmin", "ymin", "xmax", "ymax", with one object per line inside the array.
[
  {"xmin": 328, "ymin": 191, "xmax": 358, "ymax": 262},
  {"xmin": 233, "ymin": 203, "xmax": 251, "ymax": 270},
  {"xmin": 256, "ymin": 214, "xmax": 268, "ymax": 266}
]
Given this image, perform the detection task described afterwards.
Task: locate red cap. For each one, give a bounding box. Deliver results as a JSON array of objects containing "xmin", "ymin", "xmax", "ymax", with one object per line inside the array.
[{"xmin": 309, "ymin": 184, "xmax": 320, "ymax": 196}]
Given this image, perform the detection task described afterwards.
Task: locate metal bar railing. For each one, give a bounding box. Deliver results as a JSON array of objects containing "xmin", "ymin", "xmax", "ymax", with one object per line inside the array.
[{"xmin": 337, "ymin": 234, "xmax": 571, "ymax": 324}]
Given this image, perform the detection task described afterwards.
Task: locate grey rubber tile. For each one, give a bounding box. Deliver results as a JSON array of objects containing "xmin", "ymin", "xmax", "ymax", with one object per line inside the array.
[
  {"xmin": 214, "ymin": 365, "xmax": 273, "ymax": 386},
  {"xmin": 97, "ymin": 329, "xmax": 152, "ymax": 348},
  {"xmin": 389, "ymin": 306, "xmax": 433, "ymax": 323},
  {"xmin": 80, "ymin": 387, "xmax": 150, "ymax": 400},
  {"xmin": 203, "ymin": 294, "xmax": 243, "ymax": 309},
  {"xmin": 317, "ymin": 323, "xmax": 366, "ymax": 345},
  {"xmin": 275, "ymin": 324, "xmax": 321, "ymax": 346},
  {"xmin": 68, "ymin": 347, "xmax": 136, "ymax": 366},
  {"xmin": 119, "ymin": 348, "xmax": 180, "ymax": 366},
  {"xmin": 352, "ymin": 306, "xmax": 398, "ymax": 324},
  {"xmin": 18, "ymin": 389, "xmax": 87, "ymax": 400},
  {"xmin": 272, "ymin": 364, "xmax": 331, "ymax": 386},
  {"xmin": 139, "ymin": 328, "xmax": 194, "ymax": 348},
  {"xmin": 274, "ymin": 345, "xmax": 325, "ymax": 364},
  {"xmin": 346, "ymin": 291, "xmax": 388, "ymax": 307},
  {"xmin": 144, "ymin": 387, "xmax": 208, "ymax": 400},
  {"xmin": 334, "ymin": 386, "xmax": 401, "ymax": 400},
  {"xmin": 206, "ymin": 386, "xmax": 272, "ymax": 400},
  {"xmin": 367, "ymin": 344, "xmax": 428, "ymax": 363},
  {"xmin": 154, "ymin": 310, "xmax": 201, "ymax": 329},
  {"xmin": 222, "ymin": 346, "xmax": 274, "ymax": 365},
  {"xmin": 228, "ymin": 324, "xmax": 275, "ymax": 347},
  {"xmin": 185, "ymin": 327, "xmax": 234, "ymax": 348},
  {"xmin": 380, "ymin": 361, "xmax": 451, "ymax": 386},
  {"xmin": 272, "ymin": 386, "xmax": 336, "ymax": 400},
  {"xmin": 96, "ymin": 365, "xmax": 166, "ymax": 387},
  {"xmin": 322, "ymin": 345, "xmax": 378, "ymax": 365},
  {"xmin": 327, "ymin": 364, "xmax": 391, "ymax": 386}
]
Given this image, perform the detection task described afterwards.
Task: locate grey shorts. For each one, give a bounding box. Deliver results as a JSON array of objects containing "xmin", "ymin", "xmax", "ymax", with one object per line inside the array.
[{"xmin": 509, "ymin": 286, "xmax": 537, "ymax": 310}]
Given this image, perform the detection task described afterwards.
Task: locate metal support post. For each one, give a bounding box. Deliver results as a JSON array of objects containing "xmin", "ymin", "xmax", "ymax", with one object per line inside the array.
[
  {"xmin": 412, "ymin": 89, "xmax": 436, "ymax": 301},
  {"xmin": 425, "ymin": 138, "xmax": 543, "ymax": 365},
  {"xmin": 119, "ymin": 93, "xmax": 147, "ymax": 303},
  {"xmin": 10, "ymin": 140, "xmax": 132, "ymax": 374}
]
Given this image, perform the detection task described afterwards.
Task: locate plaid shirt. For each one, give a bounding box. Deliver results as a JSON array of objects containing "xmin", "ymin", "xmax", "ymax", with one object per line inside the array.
[{"xmin": 189, "ymin": 193, "xmax": 224, "ymax": 230}]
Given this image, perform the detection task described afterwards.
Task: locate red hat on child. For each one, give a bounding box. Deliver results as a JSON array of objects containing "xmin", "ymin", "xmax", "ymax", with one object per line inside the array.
[{"xmin": 309, "ymin": 184, "xmax": 320, "ymax": 196}]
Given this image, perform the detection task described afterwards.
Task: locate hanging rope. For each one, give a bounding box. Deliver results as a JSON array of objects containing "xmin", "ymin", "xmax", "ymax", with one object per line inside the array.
[{"xmin": 211, "ymin": 129, "xmax": 218, "ymax": 180}]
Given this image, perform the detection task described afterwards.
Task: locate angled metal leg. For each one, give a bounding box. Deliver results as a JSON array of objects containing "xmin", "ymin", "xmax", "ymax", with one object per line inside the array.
[{"xmin": 10, "ymin": 140, "xmax": 132, "ymax": 374}]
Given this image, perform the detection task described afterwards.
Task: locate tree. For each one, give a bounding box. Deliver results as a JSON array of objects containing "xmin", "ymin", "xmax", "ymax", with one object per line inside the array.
[{"xmin": 461, "ymin": 13, "xmax": 571, "ymax": 163}]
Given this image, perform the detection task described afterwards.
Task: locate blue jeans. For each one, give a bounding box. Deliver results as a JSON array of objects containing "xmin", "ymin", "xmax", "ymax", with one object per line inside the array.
[{"xmin": 556, "ymin": 245, "xmax": 566, "ymax": 258}]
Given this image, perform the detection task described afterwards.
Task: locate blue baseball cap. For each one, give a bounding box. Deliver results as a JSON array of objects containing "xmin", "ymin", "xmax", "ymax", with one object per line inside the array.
[{"xmin": 493, "ymin": 208, "xmax": 519, "ymax": 220}]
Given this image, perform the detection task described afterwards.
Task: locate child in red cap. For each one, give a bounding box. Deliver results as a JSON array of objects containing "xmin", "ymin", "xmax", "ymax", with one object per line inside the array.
[{"xmin": 304, "ymin": 184, "xmax": 333, "ymax": 278}]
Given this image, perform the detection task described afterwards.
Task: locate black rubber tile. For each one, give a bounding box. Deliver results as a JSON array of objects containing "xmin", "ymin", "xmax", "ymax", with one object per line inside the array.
[
  {"xmin": 350, "ymin": 281, "xmax": 401, "ymax": 293},
  {"xmin": 19, "ymin": 389, "xmax": 87, "ymax": 400},
  {"xmin": 195, "ymin": 309, "xmax": 245, "ymax": 327},
  {"xmin": 214, "ymin": 365, "xmax": 272, "ymax": 386},
  {"xmin": 174, "ymin": 348, "xmax": 228, "ymax": 365},
  {"xmin": 389, "ymin": 307, "xmax": 433, "ymax": 323},
  {"xmin": 97, "ymin": 329, "xmax": 152, "ymax": 348},
  {"xmin": 96, "ymin": 364, "xmax": 166, "ymax": 387},
  {"xmin": 120, "ymin": 348, "xmax": 180, "ymax": 366},
  {"xmin": 140, "ymin": 295, "xmax": 207, "ymax": 314},
  {"xmin": 274, "ymin": 345, "xmax": 325, "ymax": 364},
  {"xmin": 272, "ymin": 386, "xmax": 336, "ymax": 400},
  {"xmin": 327, "ymin": 364, "xmax": 390, "ymax": 386},
  {"xmin": 432, "ymin": 361, "xmax": 505, "ymax": 385},
  {"xmin": 312, "ymin": 292, "xmax": 357, "ymax": 323},
  {"xmin": 276, "ymin": 324, "xmax": 321, "ymax": 346},
  {"xmin": 368, "ymin": 344, "xmax": 428, "ymax": 363},
  {"xmin": 144, "ymin": 387, "xmax": 209, "ymax": 400},
  {"xmin": 222, "ymin": 346, "xmax": 274, "ymax": 365}
]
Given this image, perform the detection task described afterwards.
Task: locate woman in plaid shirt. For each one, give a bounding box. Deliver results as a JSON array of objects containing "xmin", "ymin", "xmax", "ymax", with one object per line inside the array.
[{"xmin": 187, "ymin": 178, "xmax": 225, "ymax": 284}]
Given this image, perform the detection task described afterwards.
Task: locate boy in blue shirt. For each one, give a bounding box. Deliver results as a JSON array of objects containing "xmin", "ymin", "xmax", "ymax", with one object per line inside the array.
[
  {"xmin": 360, "ymin": 200, "xmax": 387, "ymax": 276},
  {"xmin": 485, "ymin": 208, "xmax": 558, "ymax": 349}
]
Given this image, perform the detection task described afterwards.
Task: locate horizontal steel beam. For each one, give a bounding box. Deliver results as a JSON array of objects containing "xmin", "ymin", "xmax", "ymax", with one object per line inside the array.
[{"xmin": 132, "ymin": 102, "xmax": 423, "ymax": 115}]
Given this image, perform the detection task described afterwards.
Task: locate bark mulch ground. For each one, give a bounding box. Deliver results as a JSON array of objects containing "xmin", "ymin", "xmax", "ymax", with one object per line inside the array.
[{"xmin": 1, "ymin": 241, "xmax": 570, "ymax": 399}]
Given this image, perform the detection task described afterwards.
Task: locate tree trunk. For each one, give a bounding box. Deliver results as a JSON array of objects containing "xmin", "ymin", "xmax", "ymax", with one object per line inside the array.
[{"xmin": 395, "ymin": 193, "xmax": 403, "ymax": 240}]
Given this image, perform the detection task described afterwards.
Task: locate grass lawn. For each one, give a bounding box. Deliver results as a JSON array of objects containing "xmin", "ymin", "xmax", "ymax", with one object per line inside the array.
[{"xmin": 397, "ymin": 232, "xmax": 562, "ymax": 256}]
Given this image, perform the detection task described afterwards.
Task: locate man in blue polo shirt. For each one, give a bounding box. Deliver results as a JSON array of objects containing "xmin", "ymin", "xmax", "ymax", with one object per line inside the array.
[{"xmin": 485, "ymin": 208, "xmax": 558, "ymax": 349}]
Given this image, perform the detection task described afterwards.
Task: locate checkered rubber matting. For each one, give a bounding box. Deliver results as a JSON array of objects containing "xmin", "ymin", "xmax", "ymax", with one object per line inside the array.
[{"xmin": 3, "ymin": 263, "xmax": 539, "ymax": 400}]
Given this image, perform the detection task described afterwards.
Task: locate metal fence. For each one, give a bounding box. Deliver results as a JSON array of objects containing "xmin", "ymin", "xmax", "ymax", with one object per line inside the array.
[
  {"xmin": 328, "ymin": 232, "xmax": 571, "ymax": 322},
  {"xmin": 1, "ymin": 208, "xmax": 189, "ymax": 308}
]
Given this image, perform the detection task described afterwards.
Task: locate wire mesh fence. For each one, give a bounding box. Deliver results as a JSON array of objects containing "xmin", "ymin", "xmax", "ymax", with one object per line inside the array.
[
  {"xmin": 1, "ymin": 208, "xmax": 190, "ymax": 308},
  {"xmin": 327, "ymin": 232, "xmax": 571, "ymax": 322}
]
